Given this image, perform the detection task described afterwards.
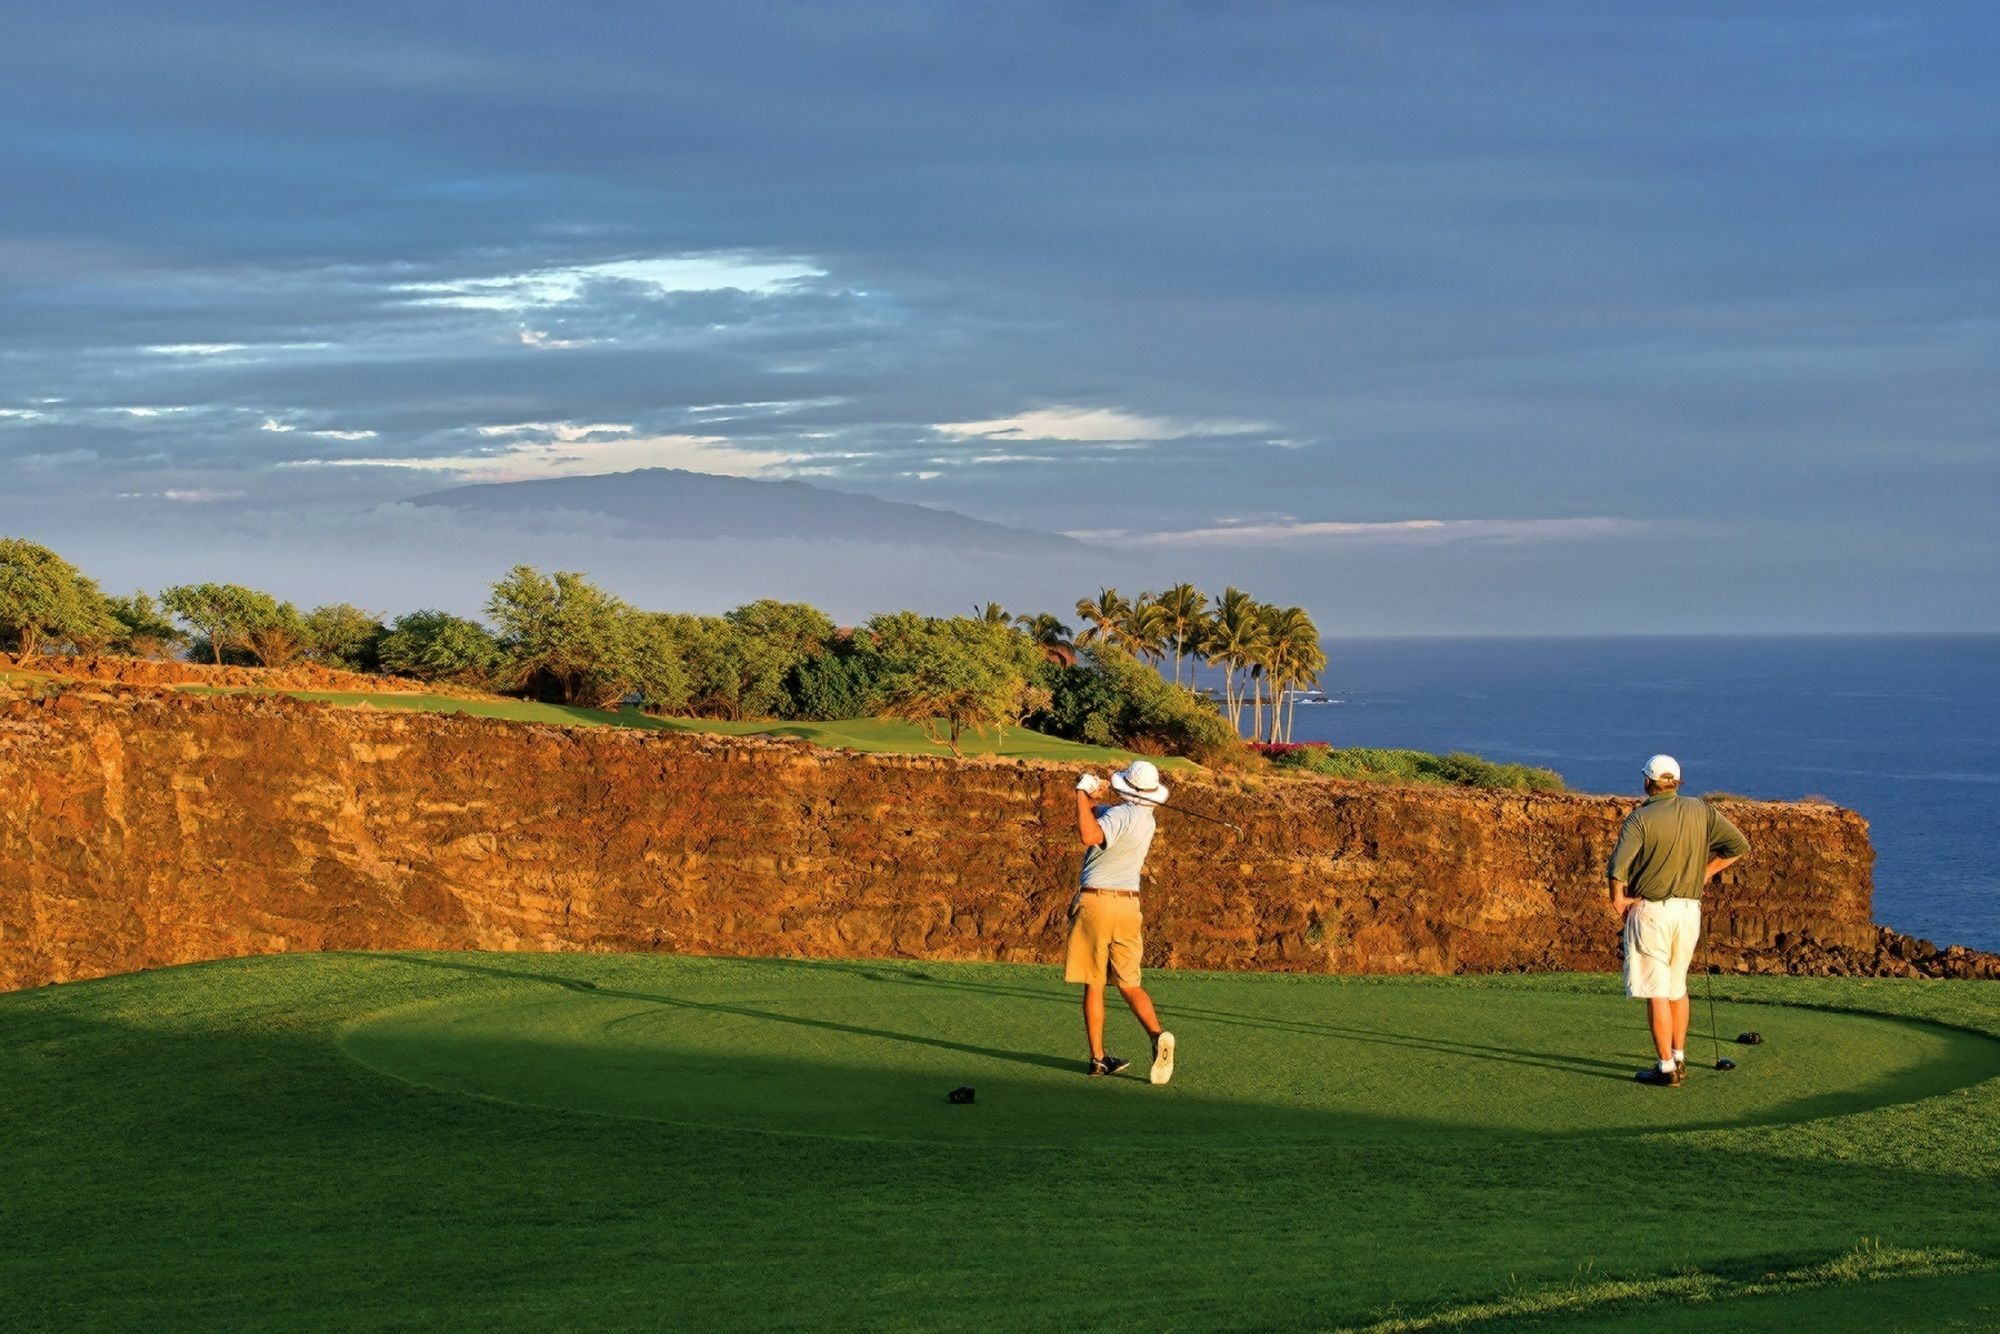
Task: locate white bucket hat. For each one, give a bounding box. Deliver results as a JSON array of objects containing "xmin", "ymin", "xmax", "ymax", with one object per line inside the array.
[{"xmin": 1111, "ymin": 759, "xmax": 1170, "ymax": 806}]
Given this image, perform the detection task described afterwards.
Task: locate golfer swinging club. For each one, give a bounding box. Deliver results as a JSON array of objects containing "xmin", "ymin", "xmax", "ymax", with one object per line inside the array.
[
  {"xmin": 1067, "ymin": 761, "xmax": 1176, "ymax": 1083},
  {"xmin": 1609, "ymin": 754, "xmax": 1750, "ymax": 1087}
]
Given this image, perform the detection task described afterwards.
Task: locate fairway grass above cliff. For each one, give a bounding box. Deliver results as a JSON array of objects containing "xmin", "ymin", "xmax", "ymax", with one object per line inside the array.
[
  {"xmin": 164, "ymin": 683, "xmax": 1166, "ymax": 765},
  {"xmin": 4, "ymin": 953, "xmax": 1996, "ymax": 1331}
]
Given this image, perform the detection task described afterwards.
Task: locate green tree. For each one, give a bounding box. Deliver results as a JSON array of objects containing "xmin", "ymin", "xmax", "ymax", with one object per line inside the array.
[
  {"xmin": 972, "ymin": 601, "xmax": 1011, "ymax": 626},
  {"xmin": 377, "ymin": 611, "xmax": 502, "ymax": 685},
  {"xmin": 233, "ymin": 591, "xmax": 311, "ymax": 668},
  {"xmin": 1083, "ymin": 644, "xmax": 1239, "ymax": 763},
  {"xmin": 1025, "ymin": 661, "xmax": 1122, "ymax": 746},
  {"xmin": 723, "ymin": 600, "xmax": 836, "ymax": 718},
  {"xmin": 105, "ymin": 591, "xmax": 184, "ymax": 659},
  {"xmin": 0, "ymin": 538, "xmax": 116, "ymax": 656},
  {"xmin": 160, "ymin": 583, "xmax": 258, "ymax": 665},
  {"xmin": 784, "ymin": 646, "xmax": 877, "ymax": 721},
  {"xmin": 865, "ymin": 613, "xmax": 1048, "ymax": 756},
  {"xmin": 654, "ymin": 614, "xmax": 747, "ymax": 718},
  {"xmin": 486, "ymin": 568, "xmax": 636, "ymax": 708},
  {"xmin": 303, "ymin": 604, "xmax": 386, "ymax": 671}
]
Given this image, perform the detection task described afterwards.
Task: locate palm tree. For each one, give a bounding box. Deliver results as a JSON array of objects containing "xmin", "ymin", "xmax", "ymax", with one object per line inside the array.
[
  {"xmin": 1013, "ymin": 611, "xmax": 1073, "ymax": 649},
  {"xmin": 1074, "ymin": 588, "xmax": 1133, "ymax": 649},
  {"xmin": 1202, "ymin": 587, "xmax": 1265, "ymax": 736},
  {"xmin": 1274, "ymin": 607, "xmax": 1326, "ymax": 741},
  {"xmin": 1250, "ymin": 604, "xmax": 1323, "ymax": 741},
  {"xmin": 1128, "ymin": 595, "xmax": 1172, "ymax": 669},
  {"xmin": 1155, "ymin": 582, "xmax": 1209, "ymax": 685},
  {"xmin": 972, "ymin": 601, "xmax": 1011, "ymax": 626}
]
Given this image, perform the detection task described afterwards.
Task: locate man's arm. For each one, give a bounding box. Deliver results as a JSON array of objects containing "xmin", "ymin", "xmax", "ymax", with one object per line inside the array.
[
  {"xmin": 1076, "ymin": 789, "xmax": 1105, "ymax": 848},
  {"xmin": 1705, "ymin": 807, "xmax": 1749, "ymax": 884},
  {"xmin": 1607, "ymin": 816, "xmax": 1641, "ymax": 917},
  {"xmin": 1608, "ymin": 877, "xmax": 1637, "ymax": 918}
]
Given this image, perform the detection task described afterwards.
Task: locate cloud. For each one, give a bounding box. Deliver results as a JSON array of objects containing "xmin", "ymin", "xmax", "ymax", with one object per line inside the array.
[
  {"xmin": 1068, "ymin": 517, "xmax": 1650, "ymax": 547},
  {"xmin": 143, "ymin": 343, "xmax": 250, "ymax": 356},
  {"xmin": 282, "ymin": 427, "xmax": 792, "ymax": 482},
  {"xmin": 476, "ymin": 421, "xmax": 636, "ymax": 441},
  {"xmin": 117, "ymin": 488, "xmax": 246, "ymax": 503},
  {"xmin": 932, "ymin": 405, "xmax": 1269, "ymax": 443},
  {"xmin": 518, "ymin": 329, "xmax": 593, "ymax": 350},
  {"xmin": 395, "ymin": 254, "xmax": 825, "ymax": 312}
]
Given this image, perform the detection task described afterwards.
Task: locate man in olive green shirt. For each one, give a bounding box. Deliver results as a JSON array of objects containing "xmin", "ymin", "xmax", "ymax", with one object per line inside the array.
[{"xmin": 1608, "ymin": 754, "xmax": 1750, "ymax": 1087}]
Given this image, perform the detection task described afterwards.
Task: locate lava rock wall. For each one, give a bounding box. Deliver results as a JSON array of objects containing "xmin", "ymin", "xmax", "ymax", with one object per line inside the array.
[{"xmin": 0, "ymin": 687, "xmax": 1885, "ymax": 991}]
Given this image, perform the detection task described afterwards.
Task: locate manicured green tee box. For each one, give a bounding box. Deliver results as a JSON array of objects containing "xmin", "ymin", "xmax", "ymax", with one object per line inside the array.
[{"xmin": 3, "ymin": 953, "xmax": 1995, "ymax": 1330}]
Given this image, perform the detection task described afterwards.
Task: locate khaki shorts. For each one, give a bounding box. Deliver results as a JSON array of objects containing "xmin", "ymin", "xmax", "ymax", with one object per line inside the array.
[
  {"xmin": 1624, "ymin": 897, "xmax": 1700, "ymax": 1000},
  {"xmin": 1065, "ymin": 892, "xmax": 1143, "ymax": 987}
]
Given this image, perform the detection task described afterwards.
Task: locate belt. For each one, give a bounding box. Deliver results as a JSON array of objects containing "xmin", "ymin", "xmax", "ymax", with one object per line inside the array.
[{"xmin": 1081, "ymin": 888, "xmax": 1140, "ymax": 897}]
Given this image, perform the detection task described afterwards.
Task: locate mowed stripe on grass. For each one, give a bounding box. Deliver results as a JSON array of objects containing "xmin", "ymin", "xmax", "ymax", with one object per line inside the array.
[{"xmin": 3, "ymin": 953, "xmax": 1996, "ymax": 1331}]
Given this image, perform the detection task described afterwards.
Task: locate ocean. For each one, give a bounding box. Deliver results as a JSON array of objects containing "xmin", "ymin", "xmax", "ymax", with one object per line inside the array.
[{"xmin": 1271, "ymin": 635, "xmax": 1999, "ymax": 953}]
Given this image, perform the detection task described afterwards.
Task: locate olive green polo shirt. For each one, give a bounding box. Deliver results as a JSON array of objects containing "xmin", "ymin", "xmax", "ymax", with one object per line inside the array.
[{"xmin": 1607, "ymin": 791, "xmax": 1750, "ymax": 902}]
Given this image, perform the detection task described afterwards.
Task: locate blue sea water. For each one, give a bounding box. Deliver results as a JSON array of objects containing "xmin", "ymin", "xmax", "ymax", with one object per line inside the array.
[{"xmin": 1274, "ymin": 635, "xmax": 1999, "ymax": 952}]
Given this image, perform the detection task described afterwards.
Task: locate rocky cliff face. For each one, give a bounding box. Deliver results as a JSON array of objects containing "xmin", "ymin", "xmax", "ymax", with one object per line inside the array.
[{"xmin": 1, "ymin": 684, "xmax": 1980, "ymax": 993}]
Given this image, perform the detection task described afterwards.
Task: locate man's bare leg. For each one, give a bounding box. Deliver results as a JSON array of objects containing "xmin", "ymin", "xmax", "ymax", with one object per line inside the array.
[
  {"xmin": 1117, "ymin": 983, "xmax": 1163, "ymax": 1041},
  {"xmin": 1082, "ymin": 983, "xmax": 1107, "ymax": 1059},
  {"xmin": 1672, "ymin": 994, "xmax": 1691, "ymax": 1063},
  {"xmin": 1646, "ymin": 998, "xmax": 1676, "ymax": 1063}
]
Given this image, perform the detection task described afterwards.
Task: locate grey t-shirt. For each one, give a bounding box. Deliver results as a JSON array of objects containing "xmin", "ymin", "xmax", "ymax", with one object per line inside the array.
[{"xmin": 1080, "ymin": 802, "xmax": 1157, "ymax": 890}]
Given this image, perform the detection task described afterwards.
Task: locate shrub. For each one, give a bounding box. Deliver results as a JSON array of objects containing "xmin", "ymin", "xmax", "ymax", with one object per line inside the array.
[
  {"xmin": 377, "ymin": 611, "xmax": 502, "ymax": 686},
  {"xmin": 784, "ymin": 648, "xmax": 877, "ymax": 721},
  {"xmin": 303, "ymin": 604, "xmax": 387, "ymax": 671},
  {"xmin": 1272, "ymin": 745, "xmax": 1564, "ymax": 792},
  {"xmin": 1026, "ymin": 644, "xmax": 1240, "ymax": 763},
  {"xmin": 1029, "ymin": 662, "xmax": 1123, "ymax": 747}
]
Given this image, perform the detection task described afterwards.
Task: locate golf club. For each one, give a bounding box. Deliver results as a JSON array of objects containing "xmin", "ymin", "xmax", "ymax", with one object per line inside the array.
[
  {"xmin": 1121, "ymin": 789, "xmax": 1242, "ymax": 835},
  {"xmin": 1702, "ymin": 935, "xmax": 1736, "ymax": 1071}
]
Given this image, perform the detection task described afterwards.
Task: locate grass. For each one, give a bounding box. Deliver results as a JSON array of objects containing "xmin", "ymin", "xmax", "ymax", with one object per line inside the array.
[
  {"xmin": 158, "ymin": 685, "xmax": 1162, "ymax": 764},
  {"xmin": 4, "ymin": 953, "xmax": 1996, "ymax": 1330}
]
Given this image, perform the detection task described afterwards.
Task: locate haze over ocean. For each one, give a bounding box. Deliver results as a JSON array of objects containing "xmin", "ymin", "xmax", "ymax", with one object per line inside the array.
[{"xmin": 1277, "ymin": 635, "xmax": 1999, "ymax": 952}]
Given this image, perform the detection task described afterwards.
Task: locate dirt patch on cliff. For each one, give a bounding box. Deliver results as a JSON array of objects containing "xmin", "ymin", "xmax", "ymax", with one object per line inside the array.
[{"xmin": 0, "ymin": 651, "xmax": 480, "ymax": 696}]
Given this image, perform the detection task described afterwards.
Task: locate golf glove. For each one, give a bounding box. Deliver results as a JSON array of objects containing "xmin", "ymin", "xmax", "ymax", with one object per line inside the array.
[{"xmin": 1075, "ymin": 774, "xmax": 1102, "ymax": 794}]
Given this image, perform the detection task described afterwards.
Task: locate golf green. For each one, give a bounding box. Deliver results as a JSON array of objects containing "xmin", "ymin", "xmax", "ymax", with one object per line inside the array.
[
  {"xmin": 6, "ymin": 952, "xmax": 1998, "ymax": 1330},
  {"xmin": 342, "ymin": 955, "xmax": 2000, "ymax": 1146}
]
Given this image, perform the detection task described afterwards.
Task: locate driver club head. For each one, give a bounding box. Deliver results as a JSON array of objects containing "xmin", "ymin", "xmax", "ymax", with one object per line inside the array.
[{"xmin": 1715, "ymin": 1058, "xmax": 1737, "ymax": 1071}]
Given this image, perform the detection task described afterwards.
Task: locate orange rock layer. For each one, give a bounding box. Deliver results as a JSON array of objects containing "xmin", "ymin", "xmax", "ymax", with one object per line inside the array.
[{"xmin": 0, "ymin": 685, "xmax": 1927, "ymax": 991}]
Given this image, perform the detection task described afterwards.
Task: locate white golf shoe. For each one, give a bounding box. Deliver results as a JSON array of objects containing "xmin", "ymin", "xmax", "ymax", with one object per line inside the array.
[{"xmin": 1149, "ymin": 1031, "xmax": 1176, "ymax": 1085}]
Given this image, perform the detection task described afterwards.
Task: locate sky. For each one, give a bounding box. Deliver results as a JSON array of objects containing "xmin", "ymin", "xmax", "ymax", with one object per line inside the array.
[{"xmin": 2, "ymin": 2, "xmax": 1996, "ymax": 632}]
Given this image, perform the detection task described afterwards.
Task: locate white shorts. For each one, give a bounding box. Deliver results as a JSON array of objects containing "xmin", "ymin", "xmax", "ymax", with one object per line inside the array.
[{"xmin": 1623, "ymin": 897, "xmax": 1701, "ymax": 1000}]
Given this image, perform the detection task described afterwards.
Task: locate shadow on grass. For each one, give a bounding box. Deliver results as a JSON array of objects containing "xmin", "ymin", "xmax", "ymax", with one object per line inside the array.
[
  {"xmin": 391, "ymin": 954, "xmax": 1078, "ymax": 1073},
  {"xmin": 779, "ymin": 957, "xmax": 1640, "ymax": 1081}
]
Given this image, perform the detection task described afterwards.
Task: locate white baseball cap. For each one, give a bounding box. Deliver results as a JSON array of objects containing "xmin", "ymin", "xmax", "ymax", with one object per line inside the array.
[
  {"xmin": 1111, "ymin": 759, "xmax": 1170, "ymax": 806},
  {"xmin": 1643, "ymin": 754, "xmax": 1681, "ymax": 783}
]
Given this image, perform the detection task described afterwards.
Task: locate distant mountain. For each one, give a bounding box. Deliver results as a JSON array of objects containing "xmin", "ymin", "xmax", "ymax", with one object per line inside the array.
[{"xmin": 406, "ymin": 468, "xmax": 1087, "ymax": 556}]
